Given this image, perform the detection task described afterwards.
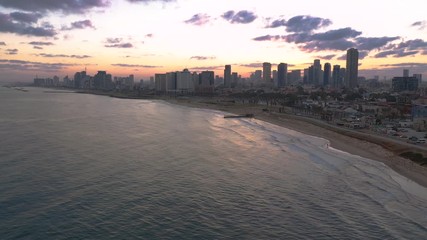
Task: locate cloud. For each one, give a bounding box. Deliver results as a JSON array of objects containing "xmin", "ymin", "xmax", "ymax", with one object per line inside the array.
[
  {"xmin": 355, "ymin": 36, "xmax": 400, "ymax": 51},
  {"xmin": 254, "ymin": 27, "xmax": 361, "ymax": 52},
  {"xmin": 0, "ymin": 12, "xmax": 57, "ymax": 37},
  {"xmin": 112, "ymin": 63, "xmax": 160, "ymax": 68},
  {"xmin": 0, "ymin": 41, "xmax": 5, "ymax": 46},
  {"xmin": 5, "ymin": 48, "xmax": 18, "ymax": 55},
  {"xmin": 315, "ymin": 54, "xmax": 336, "ymax": 60},
  {"xmin": 28, "ymin": 41, "xmax": 54, "ymax": 46},
  {"xmin": 62, "ymin": 20, "xmax": 95, "ymax": 30},
  {"xmin": 253, "ymin": 35, "xmax": 283, "ymax": 41},
  {"xmin": 380, "ymin": 62, "xmax": 427, "ymax": 68},
  {"xmin": 311, "ymin": 28, "xmax": 362, "ymax": 41},
  {"xmin": 0, "ymin": 0, "xmax": 111, "ymax": 14},
  {"xmin": 0, "ymin": 58, "xmax": 77, "ymax": 72},
  {"xmin": 285, "ymin": 15, "xmax": 332, "ymax": 33},
  {"xmin": 104, "ymin": 38, "xmax": 134, "ymax": 48},
  {"xmin": 265, "ymin": 19, "xmax": 286, "ymax": 28},
  {"xmin": 33, "ymin": 46, "xmax": 43, "ymax": 49},
  {"xmin": 105, "ymin": 43, "xmax": 133, "ymax": 48},
  {"xmin": 184, "ymin": 13, "xmax": 210, "ymax": 26},
  {"xmin": 411, "ymin": 21, "xmax": 426, "ymax": 30},
  {"xmin": 10, "ymin": 12, "xmax": 42, "ymax": 23},
  {"xmin": 222, "ymin": 10, "xmax": 257, "ymax": 24},
  {"xmin": 126, "ymin": 0, "xmax": 175, "ymax": 3},
  {"xmin": 374, "ymin": 49, "xmax": 418, "ymax": 58},
  {"xmin": 189, "ymin": 65, "xmax": 223, "ymax": 71},
  {"xmin": 145, "ymin": 33, "xmax": 153, "ymax": 38},
  {"xmin": 372, "ymin": 38, "xmax": 427, "ymax": 58},
  {"xmin": 37, "ymin": 53, "xmax": 92, "ymax": 59},
  {"xmin": 106, "ymin": 38, "xmax": 122, "ymax": 44},
  {"xmin": 302, "ymin": 39, "xmax": 354, "ymax": 52},
  {"xmin": 395, "ymin": 39, "xmax": 427, "ymax": 51},
  {"xmin": 337, "ymin": 51, "xmax": 369, "ymax": 60},
  {"xmin": 239, "ymin": 63, "xmax": 267, "ymax": 68},
  {"xmin": 190, "ymin": 56, "xmax": 216, "ymax": 60}
]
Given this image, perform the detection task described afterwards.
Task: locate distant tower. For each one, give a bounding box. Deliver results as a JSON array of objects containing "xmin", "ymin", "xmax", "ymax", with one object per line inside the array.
[
  {"xmin": 413, "ymin": 74, "xmax": 422, "ymax": 85},
  {"xmin": 323, "ymin": 63, "xmax": 331, "ymax": 86},
  {"xmin": 313, "ymin": 59, "xmax": 322, "ymax": 86},
  {"xmin": 332, "ymin": 65, "xmax": 341, "ymax": 89},
  {"xmin": 263, "ymin": 62, "xmax": 272, "ymax": 82},
  {"xmin": 224, "ymin": 65, "xmax": 231, "ymax": 88},
  {"xmin": 345, "ymin": 48, "xmax": 359, "ymax": 89},
  {"xmin": 403, "ymin": 69, "xmax": 409, "ymax": 77},
  {"xmin": 277, "ymin": 63, "xmax": 287, "ymax": 87}
]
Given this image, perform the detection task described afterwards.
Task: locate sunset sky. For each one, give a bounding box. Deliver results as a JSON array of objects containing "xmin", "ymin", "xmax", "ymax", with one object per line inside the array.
[{"xmin": 0, "ymin": 0, "xmax": 426, "ymax": 82}]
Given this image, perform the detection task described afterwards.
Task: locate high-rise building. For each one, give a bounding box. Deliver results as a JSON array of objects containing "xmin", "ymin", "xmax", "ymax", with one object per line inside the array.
[
  {"xmin": 166, "ymin": 72, "xmax": 177, "ymax": 93},
  {"xmin": 277, "ymin": 63, "xmax": 287, "ymax": 87},
  {"xmin": 392, "ymin": 77, "xmax": 419, "ymax": 92},
  {"xmin": 177, "ymin": 69, "xmax": 193, "ymax": 93},
  {"xmin": 313, "ymin": 59, "xmax": 322, "ymax": 86},
  {"xmin": 155, "ymin": 73, "xmax": 166, "ymax": 92},
  {"xmin": 332, "ymin": 65, "xmax": 341, "ymax": 88},
  {"xmin": 403, "ymin": 69, "xmax": 409, "ymax": 77},
  {"xmin": 263, "ymin": 62, "xmax": 272, "ymax": 82},
  {"xmin": 413, "ymin": 74, "xmax": 422, "ymax": 85},
  {"xmin": 323, "ymin": 63, "xmax": 331, "ymax": 86},
  {"xmin": 224, "ymin": 65, "xmax": 231, "ymax": 88},
  {"xmin": 345, "ymin": 48, "xmax": 359, "ymax": 89},
  {"xmin": 197, "ymin": 71, "xmax": 215, "ymax": 94},
  {"xmin": 290, "ymin": 70, "xmax": 301, "ymax": 85},
  {"xmin": 272, "ymin": 70, "xmax": 278, "ymax": 87}
]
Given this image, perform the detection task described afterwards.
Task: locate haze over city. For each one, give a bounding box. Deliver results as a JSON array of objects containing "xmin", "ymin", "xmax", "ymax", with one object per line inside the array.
[{"xmin": 0, "ymin": 0, "xmax": 426, "ymax": 82}]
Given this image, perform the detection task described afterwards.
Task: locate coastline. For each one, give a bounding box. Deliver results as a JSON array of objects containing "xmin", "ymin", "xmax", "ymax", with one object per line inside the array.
[
  {"xmin": 40, "ymin": 88, "xmax": 427, "ymax": 188},
  {"xmin": 164, "ymin": 97, "xmax": 427, "ymax": 188}
]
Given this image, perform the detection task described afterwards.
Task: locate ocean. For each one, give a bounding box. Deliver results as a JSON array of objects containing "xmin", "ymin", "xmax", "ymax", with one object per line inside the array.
[{"xmin": 1, "ymin": 87, "xmax": 426, "ymax": 239}]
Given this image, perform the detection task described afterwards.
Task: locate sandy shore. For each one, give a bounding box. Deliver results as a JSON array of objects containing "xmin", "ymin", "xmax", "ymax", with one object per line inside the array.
[{"xmin": 164, "ymin": 97, "xmax": 427, "ymax": 188}]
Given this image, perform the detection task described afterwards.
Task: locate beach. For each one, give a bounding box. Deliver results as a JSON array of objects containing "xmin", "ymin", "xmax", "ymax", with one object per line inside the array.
[{"xmin": 165, "ymin": 97, "xmax": 427, "ymax": 188}]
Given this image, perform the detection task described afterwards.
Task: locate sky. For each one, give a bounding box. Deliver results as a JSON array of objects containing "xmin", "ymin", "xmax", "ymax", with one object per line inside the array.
[{"xmin": 0, "ymin": 0, "xmax": 426, "ymax": 82}]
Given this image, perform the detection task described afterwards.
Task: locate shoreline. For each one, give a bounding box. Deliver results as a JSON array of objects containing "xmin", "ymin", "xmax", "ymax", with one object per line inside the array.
[
  {"xmin": 36, "ymin": 88, "xmax": 427, "ymax": 188},
  {"xmin": 164, "ymin": 97, "xmax": 427, "ymax": 188}
]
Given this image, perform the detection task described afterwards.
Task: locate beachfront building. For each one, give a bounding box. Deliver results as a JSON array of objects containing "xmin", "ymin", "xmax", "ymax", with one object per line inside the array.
[
  {"xmin": 196, "ymin": 71, "xmax": 215, "ymax": 94},
  {"xmin": 176, "ymin": 69, "xmax": 194, "ymax": 94},
  {"xmin": 155, "ymin": 73, "xmax": 167, "ymax": 93}
]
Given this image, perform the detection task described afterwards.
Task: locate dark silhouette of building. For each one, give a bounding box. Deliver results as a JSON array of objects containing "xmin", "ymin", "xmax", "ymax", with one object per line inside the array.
[
  {"xmin": 224, "ymin": 65, "xmax": 231, "ymax": 88},
  {"xmin": 323, "ymin": 63, "xmax": 331, "ymax": 86},
  {"xmin": 277, "ymin": 63, "xmax": 287, "ymax": 87},
  {"xmin": 332, "ymin": 65, "xmax": 341, "ymax": 89},
  {"xmin": 263, "ymin": 62, "xmax": 271, "ymax": 83},
  {"xmin": 345, "ymin": 48, "xmax": 359, "ymax": 89},
  {"xmin": 392, "ymin": 77, "xmax": 419, "ymax": 92},
  {"xmin": 197, "ymin": 71, "xmax": 214, "ymax": 94}
]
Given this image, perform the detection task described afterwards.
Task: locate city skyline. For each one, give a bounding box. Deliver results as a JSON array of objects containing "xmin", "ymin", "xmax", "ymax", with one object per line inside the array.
[{"xmin": 0, "ymin": 0, "xmax": 427, "ymax": 82}]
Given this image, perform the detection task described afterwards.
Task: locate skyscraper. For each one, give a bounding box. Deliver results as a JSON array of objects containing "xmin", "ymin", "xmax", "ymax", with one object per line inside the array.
[
  {"xmin": 277, "ymin": 63, "xmax": 287, "ymax": 87},
  {"xmin": 345, "ymin": 48, "xmax": 359, "ymax": 89},
  {"xmin": 313, "ymin": 59, "xmax": 322, "ymax": 86},
  {"xmin": 332, "ymin": 65, "xmax": 341, "ymax": 89},
  {"xmin": 403, "ymin": 69, "xmax": 409, "ymax": 77},
  {"xmin": 263, "ymin": 62, "xmax": 272, "ymax": 82},
  {"xmin": 323, "ymin": 63, "xmax": 331, "ymax": 86},
  {"xmin": 224, "ymin": 65, "xmax": 231, "ymax": 88}
]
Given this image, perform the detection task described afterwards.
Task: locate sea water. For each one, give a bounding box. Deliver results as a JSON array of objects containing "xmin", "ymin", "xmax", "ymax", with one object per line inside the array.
[{"xmin": 0, "ymin": 87, "xmax": 426, "ymax": 239}]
